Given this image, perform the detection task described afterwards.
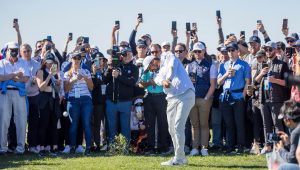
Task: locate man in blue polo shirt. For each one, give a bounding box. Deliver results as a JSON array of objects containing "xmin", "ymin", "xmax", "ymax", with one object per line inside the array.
[{"xmin": 217, "ymin": 43, "xmax": 251, "ymax": 154}]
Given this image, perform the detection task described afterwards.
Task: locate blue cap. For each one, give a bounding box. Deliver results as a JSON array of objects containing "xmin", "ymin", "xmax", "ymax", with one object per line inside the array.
[
  {"xmin": 137, "ymin": 39, "xmax": 147, "ymax": 47},
  {"xmin": 226, "ymin": 43, "xmax": 238, "ymax": 50},
  {"xmin": 249, "ymin": 36, "xmax": 261, "ymax": 44},
  {"xmin": 286, "ymin": 33, "xmax": 299, "ymax": 40}
]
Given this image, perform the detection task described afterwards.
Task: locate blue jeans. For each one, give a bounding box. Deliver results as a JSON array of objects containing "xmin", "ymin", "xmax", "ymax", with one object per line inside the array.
[
  {"xmin": 67, "ymin": 96, "xmax": 93, "ymax": 148},
  {"xmin": 278, "ymin": 163, "xmax": 299, "ymax": 170},
  {"xmin": 211, "ymin": 107, "xmax": 223, "ymax": 147},
  {"xmin": 106, "ymin": 99, "xmax": 131, "ymax": 144}
]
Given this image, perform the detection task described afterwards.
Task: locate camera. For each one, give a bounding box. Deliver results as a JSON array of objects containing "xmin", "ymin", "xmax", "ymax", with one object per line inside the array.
[{"xmin": 111, "ymin": 45, "xmax": 121, "ymax": 68}]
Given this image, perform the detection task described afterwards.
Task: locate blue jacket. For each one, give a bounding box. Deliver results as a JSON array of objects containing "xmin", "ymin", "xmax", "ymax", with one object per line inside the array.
[{"xmin": 1, "ymin": 80, "xmax": 26, "ymax": 96}]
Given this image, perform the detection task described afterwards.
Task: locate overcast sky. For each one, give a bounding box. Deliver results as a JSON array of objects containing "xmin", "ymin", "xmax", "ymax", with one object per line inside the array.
[{"xmin": 1, "ymin": 0, "xmax": 299, "ymax": 55}]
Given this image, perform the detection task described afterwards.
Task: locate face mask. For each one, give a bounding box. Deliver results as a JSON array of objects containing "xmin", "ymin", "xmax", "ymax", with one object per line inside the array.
[{"xmin": 10, "ymin": 50, "xmax": 19, "ymax": 58}]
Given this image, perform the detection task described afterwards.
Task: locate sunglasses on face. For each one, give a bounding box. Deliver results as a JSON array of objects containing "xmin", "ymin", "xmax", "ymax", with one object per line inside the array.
[
  {"xmin": 163, "ymin": 45, "xmax": 170, "ymax": 49},
  {"xmin": 193, "ymin": 50, "xmax": 202, "ymax": 54},
  {"xmin": 175, "ymin": 50, "xmax": 184, "ymax": 54},
  {"xmin": 72, "ymin": 57, "xmax": 81, "ymax": 60},
  {"xmin": 287, "ymin": 39, "xmax": 296, "ymax": 43},
  {"xmin": 265, "ymin": 48, "xmax": 273, "ymax": 52}
]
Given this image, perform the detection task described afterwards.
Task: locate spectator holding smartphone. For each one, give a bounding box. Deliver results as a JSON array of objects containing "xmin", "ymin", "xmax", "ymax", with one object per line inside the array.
[
  {"xmin": 254, "ymin": 41, "xmax": 289, "ymax": 154},
  {"xmin": 63, "ymin": 51, "xmax": 94, "ymax": 155},
  {"xmin": 36, "ymin": 53, "xmax": 62, "ymax": 156}
]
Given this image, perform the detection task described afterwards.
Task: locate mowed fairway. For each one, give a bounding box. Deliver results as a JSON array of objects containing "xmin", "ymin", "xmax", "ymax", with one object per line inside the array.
[{"xmin": 0, "ymin": 153, "xmax": 267, "ymax": 170}]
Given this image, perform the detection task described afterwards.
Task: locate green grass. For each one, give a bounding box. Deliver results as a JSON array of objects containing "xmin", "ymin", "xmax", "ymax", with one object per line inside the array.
[{"xmin": 0, "ymin": 153, "xmax": 267, "ymax": 170}]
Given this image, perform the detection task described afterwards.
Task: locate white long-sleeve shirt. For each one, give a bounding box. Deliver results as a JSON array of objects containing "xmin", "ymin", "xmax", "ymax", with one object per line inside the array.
[{"xmin": 154, "ymin": 52, "xmax": 195, "ymax": 99}]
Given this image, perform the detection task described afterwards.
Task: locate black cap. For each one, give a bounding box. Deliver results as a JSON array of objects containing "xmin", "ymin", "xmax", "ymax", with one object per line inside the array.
[
  {"xmin": 226, "ymin": 43, "xmax": 239, "ymax": 50},
  {"xmin": 45, "ymin": 53, "xmax": 55, "ymax": 62},
  {"xmin": 137, "ymin": 39, "xmax": 147, "ymax": 47},
  {"xmin": 249, "ymin": 36, "xmax": 261, "ymax": 44}
]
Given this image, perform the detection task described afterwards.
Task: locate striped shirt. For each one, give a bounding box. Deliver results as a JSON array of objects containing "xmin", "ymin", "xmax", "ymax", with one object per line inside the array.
[{"xmin": 63, "ymin": 68, "xmax": 92, "ymax": 98}]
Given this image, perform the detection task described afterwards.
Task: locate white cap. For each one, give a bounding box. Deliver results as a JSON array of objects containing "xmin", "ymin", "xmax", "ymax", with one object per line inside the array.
[
  {"xmin": 134, "ymin": 98, "xmax": 143, "ymax": 105},
  {"xmin": 142, "ymin": 55, "xmax": 155, "ymax": 71},
  {"xmin": 161, "ymin": 41, "xmax": 171, "ymax": 47},
  {"xmin": 7, "ymin": 42, "xmax": 19, "ymax": 49},
  {"xmin": 192, "ymin": 42, "xmax": 205, "ymax": 51}
]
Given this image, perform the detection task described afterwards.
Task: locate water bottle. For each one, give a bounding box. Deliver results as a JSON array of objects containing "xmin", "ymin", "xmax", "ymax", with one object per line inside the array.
[{"xmin": 267, "ymin": 71, "xmax": 272, "ymax": 90}]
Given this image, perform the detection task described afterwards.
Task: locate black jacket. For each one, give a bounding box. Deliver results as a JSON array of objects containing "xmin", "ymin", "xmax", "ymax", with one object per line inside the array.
[
  {"xmin": 92, "ymin": 69, "xmax": 106, "ymax": 105},
  {"xmin": 104, "ymin": 61, "xmax": 139, "ymax": 102}
]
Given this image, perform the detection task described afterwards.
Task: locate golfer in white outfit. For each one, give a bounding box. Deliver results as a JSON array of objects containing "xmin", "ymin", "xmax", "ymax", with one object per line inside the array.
[{"xmin": 154, "ymin": 52, "xmax": 195, "ymax": 166}]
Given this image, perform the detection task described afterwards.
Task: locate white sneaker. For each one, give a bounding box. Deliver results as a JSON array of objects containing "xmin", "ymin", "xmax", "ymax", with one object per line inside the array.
[
  {"xmin": 75, "ymin": 145, "xmax": 85, "ymax": 154},
  {"xmin": 62, "ymin": 145, "xmax": 71, "ymax": 154},
  {"xmin": 161, "ymin": 158, "xmax": 187, "ymax": 166},
  {"xmin": 100, "ymin": 144, "xmax": 107, "ymax": 151},
  {"xmin": 201, "ymin": 148, "xmax": 209, "ymax": 156},
  {"xmin": 189, "ymin": 148, "xmax": 199, "ymax": 156},
  {"xmin": 250, "ymin": 143, "xmax": 260, "ymax": 155},
  {"xmin": 29, "ymin": 147, "xmax": 39, "ymax": 154}
]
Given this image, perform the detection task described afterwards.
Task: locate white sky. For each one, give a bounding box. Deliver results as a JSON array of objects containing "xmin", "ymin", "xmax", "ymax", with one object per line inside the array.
[{"xmin": 0, "ymin": 0, "xmax": 299, "ymax": 55}]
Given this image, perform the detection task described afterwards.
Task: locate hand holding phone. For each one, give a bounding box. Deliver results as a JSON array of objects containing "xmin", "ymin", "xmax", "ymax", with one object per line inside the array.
[
  {"xmin": 283, "ymin": 19, "xmax": 288, "ymax": 29},
  {"xmin": 13, "ymin": 18, "xmax": 18, "ymax": 28},
  {"xmin": 115, "ymin": 20, "xmax": 120, "ymax": 29},
  {"xmin": 69, "ymin": 33, "xmax": 73, "ymax": 41},
  {"xmin": 172, "ymin": 21, "xmax": 177, "ymax": 31},
  {"xmin": 216, "ymin": 10, "xmax": 221, "ymax": 19},
  {"xmin": 186, "ymin": 22, "xmax": 191, "ymax": 32},
  {"xmin": 138, "ymin": 13, "xmax": 143, "ymax": 23}
]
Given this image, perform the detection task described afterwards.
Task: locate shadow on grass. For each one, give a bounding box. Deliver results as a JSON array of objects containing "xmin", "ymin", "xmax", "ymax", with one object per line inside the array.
[{"xmin": 0, "ymin": 154, "xmax": 60, "ymax": 169}]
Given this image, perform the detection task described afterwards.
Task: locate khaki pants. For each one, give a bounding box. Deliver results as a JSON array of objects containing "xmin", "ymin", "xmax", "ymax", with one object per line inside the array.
[
  {"xmin": 0, "ymin": 90, "xmax": 27, "ymax": 153},
  {"xmin": 166, "ymin": 89, "xmax": 195, "ymax": 162},
  {"xmin": 189, "ymin": 98, "xmax": 213, "ymax": 148}
]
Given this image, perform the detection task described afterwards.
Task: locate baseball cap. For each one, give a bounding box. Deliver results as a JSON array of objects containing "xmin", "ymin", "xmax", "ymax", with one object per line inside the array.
[
  {"xmin": 143, "ymin": 55, "xmax": 156, "ymax": 71},
  {"xmin": 249, "ymin": 36, "xmax": 261, "ymax": 44},
  {"xmin": 7, "ymin": 42, "xmax": 19, "ymax": 49},
  {"xmin": 285, "ymin": 33, "xmax": 299, "ymax": 40},
  {"xmin": 45, "ymin": 53, "xmax": 56, "ymax": 63},
  {"xmin": 255, "ymin": 50, "xmax": 266, "ymax": 58},
  {"xmin": 192, "ymin": 42, "xmax": 205, "ymax": 51},
  {"xmin": 137, "ymin": 39, "xmax": 147, "ymax": 48},
  {"xmin": 141, "ymin": 34, "xmax": 151, "ymax": 41},
  {"xmin": 90, "ymin": 45, "xmax": 99, "ymax": 51},
  {"xmin": 161, "ymin": 41, "xmax": 171, "ymax": 47},
  {"xmin": 264, "ymin": 41, "xmax": 277, "ymax": 49},
  {"xmin": 226, "ymin": 43, "xmax": 239, "ymax": 50}
]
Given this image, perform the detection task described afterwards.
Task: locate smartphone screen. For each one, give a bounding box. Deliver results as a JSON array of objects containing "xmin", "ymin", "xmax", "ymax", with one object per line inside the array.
[
  {"xmin": 115, "ymin": 20, "xmax": 120, "ymax": 29},
  {"xmin": 240, "ymin": 31, "xmax": 245, "ymax": 37},
  {"xmin": 257, "ymin": 20, "xmax": 262, "ymax": 24},
  {"xmin": 192, "ymin": 23, "xmax": 197, "ymax": 32},
  {"xmin": 186, "ymin": 23, "xmax": 191, "ymax": 32},
  {"xmin": 172, "ymin": 21, "xmax": 177, "ymax": 30},
  {"xmin": 83, "ymin": 37, "xmax": 89, "ymax": 44},
  {"xmin": 247, "ymin": 85, "xmax": 253, "ymax": 90},
  {"xmin": 216, "ymin": 10, "xmax": 221, "ymax": 19},
  {"xmin": 52, "ymin": 64, "xmax": 57, "ymax": 73},
  {"xmin": 69, "ymin": 33, "xmax": 73, "ymax": 40},
  {"xmin": 138, "ymin": 13, "xmax": 143, "ymax": 22},
  {"xmin": 47, "ymin": 36, "xmax": 52, "ymax": 42},
  {"xmin": 286, "ymin": 47, "xmax": 296, "ymax": 58},
  {"xmin": 283, "ymin": 19, "xmax": 288, "ymax": 29}
]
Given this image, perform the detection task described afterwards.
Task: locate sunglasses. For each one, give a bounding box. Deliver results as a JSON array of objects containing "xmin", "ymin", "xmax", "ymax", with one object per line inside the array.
[
  {"xmin": 151, "ymin": 51, "xmax": 159, "ymax": 54},
  {"xmin": 193, "ymin": 50, "xmax": 202, "ymax": 54},
  {"xmin": 265, "ymin": 48, "xmax": 273, "ymax": 52},
  {"xmin": 72, "ymin": 57, "xmax": 81, "ymax": 60},
  {"xmin": 227, "ymin": 49, "xmax": 236, "ymax": 52},
  {"xmin": 175, "ymin": 50, "xmax": 184, "ymax": 54},
  {"xmin": 163, "ymin": 45, "xmax": 170, "ymax": 49},
  {"xmin": 287, "ymin": 39, "xmax": 296, "ymax": 43}
]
